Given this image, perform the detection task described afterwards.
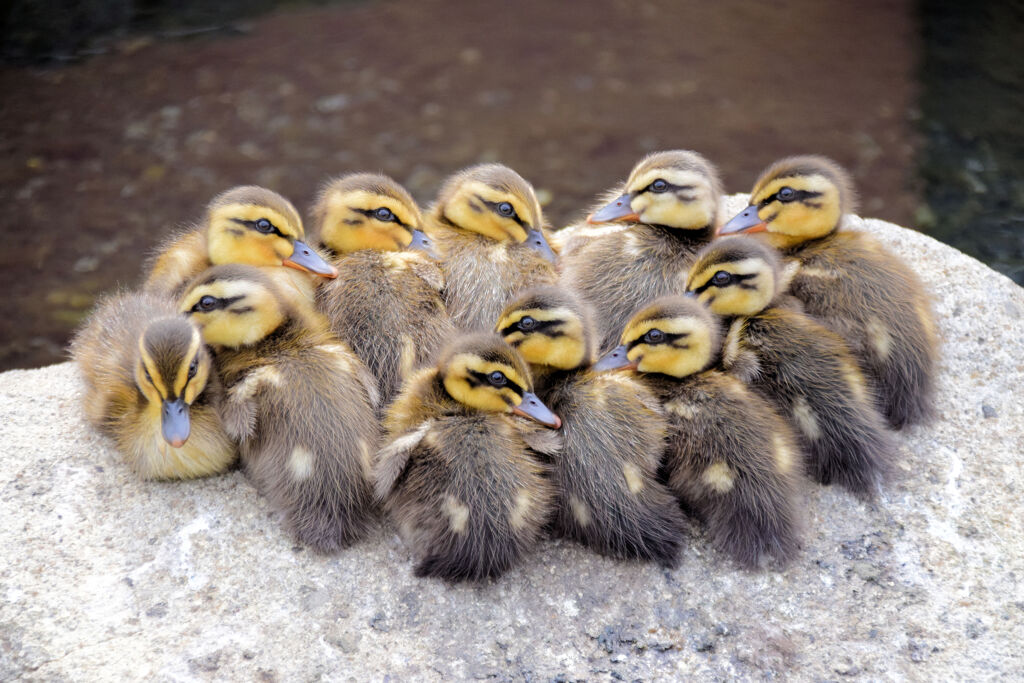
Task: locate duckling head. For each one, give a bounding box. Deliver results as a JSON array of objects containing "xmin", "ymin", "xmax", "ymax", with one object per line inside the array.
[
  {"xmin": 311, "ymin": 173, "xmax": 436, "ymax": 257},
  {"xmin": 438, "ymin": 333, "xmax": 561, "ymax": 428},
  {"xmin": 431, "ymin": 164, "xmax": 555, "ymax": 260},
  {"xmin": 179, "ymin": 264, "xmax": 290, "ymax": 349},
  {"xmin": 718, "ymin": 155, "xmax": 856, "ymax": 248},
  {"xmin": 685, "ymin": 236, "xmax": 782, "ymax": 317},
  {"xmin": 133, "ymin": 317, "xmax": 212, "ymax": 448},
  {"xmin": 496, "ymin": 286, "xmax": 595, "ymax": 371},
  {"xmin": 587, "ymin": 150, "xmax": 722, "ymax": 231},
  {"xmin": 206, "ymin": 185, "xmax": 338, "ymax": 278},
  {"xmin": 594, "ymin": 296, "xmax": 721, "ymax": 379}
]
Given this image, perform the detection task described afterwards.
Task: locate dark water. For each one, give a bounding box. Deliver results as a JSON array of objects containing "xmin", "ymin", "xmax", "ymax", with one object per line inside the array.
[{"xmin": 917, "ymin": 0, "xmax": 1024, "ymax": 284}]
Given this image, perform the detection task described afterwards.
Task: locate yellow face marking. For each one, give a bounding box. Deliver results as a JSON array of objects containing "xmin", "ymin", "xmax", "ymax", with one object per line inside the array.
[
  {"xmin": 442, "ymin": 495, "xmax": 470, "ymax": 534},
  {"xmin": 172, "ymin": 327, "xmax": 204, "ymax": 397},
  {"xmin": 443, "ymin": 354, "xmax": 527, "ymax": 413},
  {"xmin": 702, "ymin": 462, "xmax": 735, "ymax": 493},
  {"xmin": 497, "ymin": 307, "xmax": 586, "ymax": 370},
  {"xmin": 318, "ymin": 189, "xmax": 418, "ymax": 253},
  {"xmin": 751, "ymin": 174, "xmax": 841, "ymax": 242},
  {"xmin": 626, "ymin": 169, "xmax": 716, "ymax": 229},
  {"xmin": 442, "ymin": 180, "xmax": 532, "ymax": 243},
  {"xmin": 207, "ymin": 203, "xmax": 302, "ymax": 266},
  {"xmin": 180, "ymin": 279, "xmax": 285, "ymax": 349},
  {"xmin": 136, "ymin": 337, "xmax": 168, "ymax": 399},
  {"xmin": 622, "ymin": 316, "xmax": 714, "ymax": 379},
  {"xmin": 622, "ymin": 316, "xmax": 701, "ymax": 344},
  {"xmin": 687, "ymin": 258, "xmax": 775, "ymax": 317}
]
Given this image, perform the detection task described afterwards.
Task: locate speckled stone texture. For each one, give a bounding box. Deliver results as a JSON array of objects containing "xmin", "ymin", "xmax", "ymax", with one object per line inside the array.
[{"xmin": 2, "ymin": 204, "xmax": 1022, "ymax": 680}]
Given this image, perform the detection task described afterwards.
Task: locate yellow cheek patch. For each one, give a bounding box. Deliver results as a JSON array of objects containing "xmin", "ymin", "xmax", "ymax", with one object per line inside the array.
[
  {"xmin": 207, "ymin": 223, "xmax": 293, "ymax": 266},
  {"xmin": 444, "ymin": 181, "xmax": 529, "ymax": 243},
  {"xmin": 443, "ymin": 354, "xmax": 528, "ymax": 413},
  {"xmin": 137, "ymin": 338, "xmax": 169, "ymax": 398},
  {"xmin": 629, "ymin": 323, "xmax": 713, "ymax": 378},
  {"xmin": 517, "ymin": 335, "xmax": 585, "ymax": 370},
  {"xmin": 172, "ymin": 327, "xmax": 204, "ymax": 397},
  {"xmin": 181, "ymin": 281, "xmax": 285, "ymax": 349},
  {"xmin": 319, "ymin": 190, "xmax": 418, "ymax": 253},
  {"xmin": 212, "ymin": 203, "xmax": 303, "ymax": 239},
  {"xmin": 752, "ymin": 175, "xmax": 841, "ymax": 239},
  {"xmin": 622, "ymin": 317, "xmax": 700, "ymax": 345}
]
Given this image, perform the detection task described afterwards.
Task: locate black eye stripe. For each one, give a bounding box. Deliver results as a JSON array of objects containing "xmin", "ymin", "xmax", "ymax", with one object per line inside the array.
[
  {"xmin": 692, "ymin": 271, "xmax": 757, "ymax": 294},
  {"xmin": 477, "ymin": 195, "xmax": 528, "ymax": 229},
  {"xmin": 499, "ymin": 319, "xmax": 561, "ymax": 337},
  {"xmin": 229, "ymin": 217, "xmax": 286, "ymax": 238},
  {"xmin": 189, "ymin": 294, "xmax": 244, "ymax": 313},
  {"xmin": 760, "ymin": 188, "xmax": 823, "ymax": 206},
  {"xmin": 467, "ymin": 369, "xmax": 524, "ymax": 397},
  {"xmin": 354, "ymin": 206, "xmax": 407, "ymax": 227},
  {"xmin": 643, "ymin": 181, "xmax": 694, "ymax": 194},
  {"xmin": 626, "ymin": 331, "xmax": 687, "ymax": 351}
]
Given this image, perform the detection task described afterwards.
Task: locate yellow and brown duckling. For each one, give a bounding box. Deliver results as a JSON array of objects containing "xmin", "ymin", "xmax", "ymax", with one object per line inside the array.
[
  {"xmin": 144, "ymin": 185, "xmax": 338, "ymax": 301},
  {"xmin": 179, "ymin": 264, "xmax": 379, "ymax": 552},
  {"xmin": 70, "ymin": 291, "xmax": 235, "ymax": 480},
  {"xmin": 559, "ymin": 150, "xmax": 724, "ymax": 354},
  {"xmin": 497, "ymin": 286, "xmax": 687, "ymax": 566},
  {"xmin": 309, "ymin": 173, "xmax": 454, "ymax": 409},
  {"xmin": 719, "ymin": 156, "xmax": 937, "ymax": 429},
  {"xmin": 373, "ymin": 334, "xmax": 559, "ymax": 582},
  {"xmin": 594, "ymin": 296, "xmax": 802, "ymax": 567},
  {"xmin": 425, "ymin": 164, "xmax": 558, "ymax": 332},
  {"xmin": 685, "ymin": 235, "xmax": 894, "ymax": 495}
]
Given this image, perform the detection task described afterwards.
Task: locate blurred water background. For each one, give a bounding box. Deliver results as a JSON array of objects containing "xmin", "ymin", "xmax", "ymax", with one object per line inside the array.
[{"xmin": 1, "ymin": 0, "xmax": 1021, "ymax": 370}]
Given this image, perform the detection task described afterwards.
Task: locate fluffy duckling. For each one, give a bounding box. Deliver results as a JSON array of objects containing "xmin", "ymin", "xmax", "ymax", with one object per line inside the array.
[
  {"xmin": 593, "ymin": 296, "xmax": 802, "ymax": 567},
  {"xmin": 374, "ymin": 334, "xmax": 559, "ymax": 582},
  {"xmin": 559, "ymin": 150, "xmax": 723, "ymax": 353},
  {"xmin": 685, "ymin": 236, "xmax": 894, "ymax": 495},
  {"xmin": 496, "ymin": 286, "xmax": 686, "ymax": 566},
  {"xmin": 144, "ymin": 185, "xmax": 338, "ymax": 301},
  {"xmin": 425, "ymin": 164, "xmax": 558, "ymax": 332},
  {"xmin": 719, "ymin": 156, "xmax": 937, "ymax": 429},
  {"xmin": 179, "ymin": 265, "xmax": 379, "ymax": 552},
  {"xmin": 309, "ymin": 173, "xmax": 454, "ymax": 409},
  {"xmin": 70, "ymin": 291, "xmax": 235, "ymax": 479}
]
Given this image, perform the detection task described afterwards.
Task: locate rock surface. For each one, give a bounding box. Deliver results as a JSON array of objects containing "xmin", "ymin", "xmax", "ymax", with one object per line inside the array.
[{"xmin": 2, "ymin": 208, "xmax": 1023, "ymax": 680}]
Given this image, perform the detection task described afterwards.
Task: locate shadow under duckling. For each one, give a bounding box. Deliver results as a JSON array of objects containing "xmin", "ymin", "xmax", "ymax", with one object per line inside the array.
[
  {"xmin": 559, "ymin": 150, "xmax": 724, "ymax": 353},
  {"xmin": 70, "ymin": 291, "xmax": 235, "ymax": 480},
  {"xmin": 309, "ymin": 173, "xmax": 454, "ymax": 410},
  {"xmin": 373, "ymin": 334, "xmax": 559, "ymax": 582},
  {"xmin": 594, "ymin": 296, "xmax": 802, "ymax": 568},
  {"xmin": 685, "ymin": 235, "xmax": 894, "ymax": 496},
  {"xmin": 180, "ymin": 264, "xmax": 379, "ymax": 552},
  {"xmin": 143, "ymin": 185, "xmax": 338, "ymax": 303},
  {"xmin": 719, "ymin": 156, "xmax": 937, "ymax": 429},
  {"xmin": 496, "ymin": 286, "xmax": 687, "ymax": 567},
  {"xmin": 425, "ymin": 164, "xmax": 558, "ymax": 332}
]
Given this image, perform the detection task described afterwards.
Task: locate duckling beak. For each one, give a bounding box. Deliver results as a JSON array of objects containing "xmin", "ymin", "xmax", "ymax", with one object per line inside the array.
[
  {"xmin": 587, "ymin": 193, "xmax": 639, "ymax": 224},
  {"xmin": 408, "ymin": 229, "xmax": 440, "ymax": 259},
  {"xmin": 513, "ymin": 391, "xmax": 562, "ymax": 429},
  {"xmin": 283, "ymin": 240, "xmax": 339, "ymax": 278},
  {"xmin": 592, "ymin": 345, "xmax": 638, "ymax": 372},
  {"xmin": 525, "ymin": 228, "xmax": 557, "ymax": 263},
  {"xmin": 718, "ymin": 205, "xmax": 767, "ymax": 235},
  {"xmin": 161, "ymin": 397, "xmax": 191, "ymax": 448}
]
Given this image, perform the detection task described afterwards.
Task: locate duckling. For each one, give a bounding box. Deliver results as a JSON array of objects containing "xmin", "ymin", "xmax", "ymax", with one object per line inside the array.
[
  {"xmin": 593, "ymin": 296, "xmax": 802, "ymax": 567},
  {"xmin": 496, "ymin": 286, "xmax": 686, "ymax": 566},
  {"xmin": 179, "ymin": 264, "xmax": 379, "ymax": 552},
  {"xmin": 559, "ymin": 150, "xmax": 724, "ymax": 354},
  {"xmin": 70, "ymin": 291, "xmax": 235, "ymax": 480},
  {"xmin": 425, "ymin": 164, "xmax": 558, "ymax": 332},
  {"xmin": 719, "ymin": 156, "xmax": 937, "ymax": 429},
  {"xmin": 373, "ymin": 334, "xmax": 559, "ymax": 582},
  {"xmin": 685, "ymin": 236, "xmax": 894, "ymax": 495},
  {"xmin": 309, "ymin": 173, "xmax": 454, "ymax": 409},
  {"xmin": 143, "ymin": 185, "xmax": 338, "ymax": 302}
]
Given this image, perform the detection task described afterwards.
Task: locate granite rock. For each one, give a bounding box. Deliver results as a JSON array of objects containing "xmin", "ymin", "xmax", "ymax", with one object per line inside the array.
[{"xmin": 1, "ymin": 204, "xmax": 1023, "ymax": 680}]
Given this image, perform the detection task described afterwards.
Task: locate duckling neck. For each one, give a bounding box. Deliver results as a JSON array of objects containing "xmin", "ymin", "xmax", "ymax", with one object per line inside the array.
[
  {"xmin": 651, "ymin": 222, "xmax": 716, "ymax": 246},
  {"xmin": 529, "ymin": 365, "xmax": 584, "ymax": 396}
]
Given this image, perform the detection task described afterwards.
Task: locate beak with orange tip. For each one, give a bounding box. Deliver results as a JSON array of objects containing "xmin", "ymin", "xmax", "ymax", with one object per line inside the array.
[
  {"xmin": 283, "ymin": 240, "xmax": 338, "ymax": 278},
  {"xmin": 161, "ymin": 397, "xmax": 190, "ymax": 448},
  {"xmin": 587, "ymin": 193, "xmax": 639, "ymax": 225},
  {"xmin": 592, "ymin": 344, "xmax": 638, "ymax": 372},
  {"xmin": 718, "ymin": 206, "xmax": 767, "ymax": 236},
  {"xmin": 513, "ymin": 391, "xmax": 561, "ymax": 428}
]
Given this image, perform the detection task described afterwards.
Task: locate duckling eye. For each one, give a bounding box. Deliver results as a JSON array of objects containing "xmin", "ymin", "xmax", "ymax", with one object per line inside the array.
[
  {"xmin": 712, "ymin": 271, "xmax": 733, "ymax": 286},
  {"xmin": 650, "ymin": 179, "xmax": 669, "ymax": 193},
  {"xmin": 143, "ymin": 367, "xmax": 154, "ymax": 385},
  {"xmin": 488, "ymin": 371, "xmax": 508, "ymax": 387},
  {"xmin": 777, "ymin": 187, "xmax": 796, "ymax": 202},
  {"xmin": 497, "ymin": 202, "xmax": 515, "ymax": 218},
  {"xmin": 187, "ymin": 357, "xmax": 198, "ymax": 380},
  {"xmin": 374, "ymin": 207, "xmax": 395, "ymax": 222},
  {"xmin": 518, "ymin": 316, "xmax": 537, "ymax": 331},
  {"xmin": 644, "ymin": 329, "xmax": 665, "ymax": 344},
  {"xmin": 197, "ymin": 295, "xmax": 218, "ymax": 312},
  {"xmin": 255, "ymin": 218, "xmax": 274, "ymax": 233}
]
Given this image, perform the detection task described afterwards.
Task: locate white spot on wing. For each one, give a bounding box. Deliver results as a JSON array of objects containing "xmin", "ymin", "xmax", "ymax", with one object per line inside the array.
[{"xmin": 289, "ymin": 445, "xmax": 314, "ymax": 481}]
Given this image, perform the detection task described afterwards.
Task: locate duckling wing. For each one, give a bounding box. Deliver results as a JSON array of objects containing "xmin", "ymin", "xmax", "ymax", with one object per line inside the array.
[{"xmin": 373, "ymin": 420, "xmax": 434, "ymax": 500}]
